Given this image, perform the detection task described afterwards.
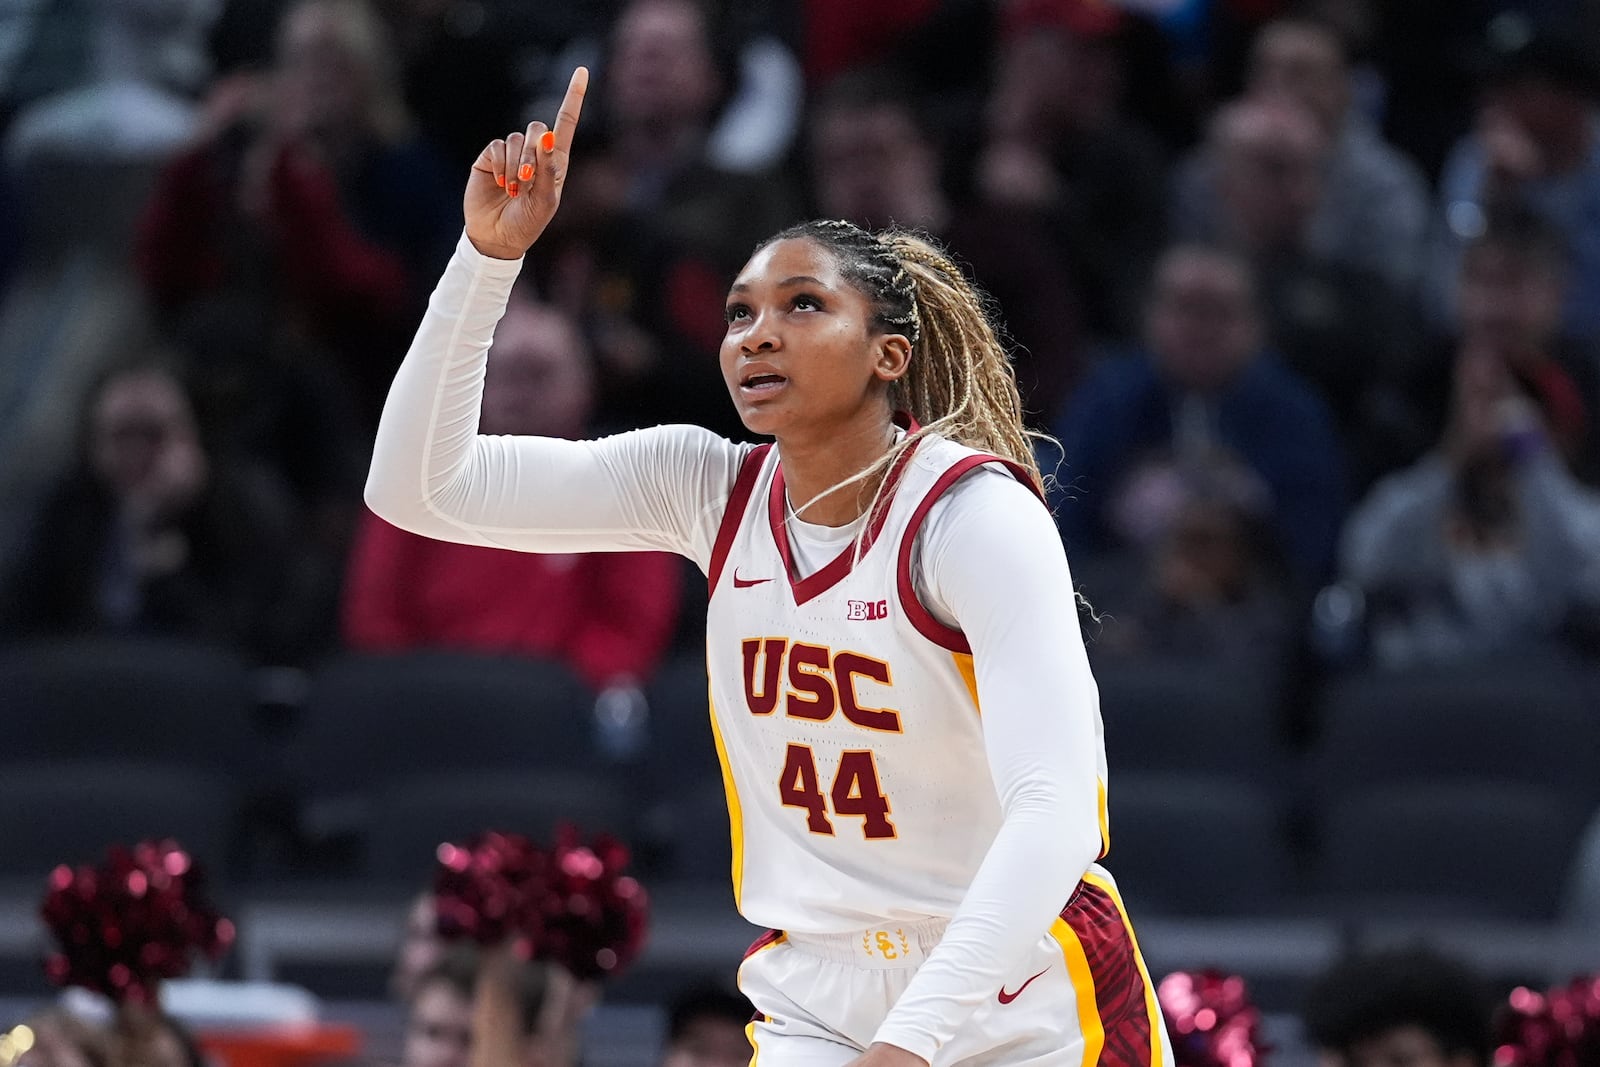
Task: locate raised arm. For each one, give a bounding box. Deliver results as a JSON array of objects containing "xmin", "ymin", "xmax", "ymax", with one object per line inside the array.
[{"xmin": 364, "ymin": 69, "xmax": 747, "ymax": 568}]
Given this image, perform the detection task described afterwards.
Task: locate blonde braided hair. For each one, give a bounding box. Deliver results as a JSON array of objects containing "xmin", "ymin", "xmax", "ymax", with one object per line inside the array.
[
  {"xmin": 758, "ymin": 220, "xmax": 1051, "ymax": 528},
  {"xmin": 882, "ymin": 230, "xmax": 1045, "ymax": 490}
]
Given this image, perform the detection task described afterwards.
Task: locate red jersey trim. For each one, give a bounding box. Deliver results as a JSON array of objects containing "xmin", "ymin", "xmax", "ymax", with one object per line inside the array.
[
  {"xmin": 895, "ymin": 454, "xmax": 1042, "ymax": 653},
  {"xmin": 708, "ymin": 444, "xmax": 774, "ymax": 596},
  {"xmin": 767, "ymin": 434, "xmax": 924, "ymax": 607}
]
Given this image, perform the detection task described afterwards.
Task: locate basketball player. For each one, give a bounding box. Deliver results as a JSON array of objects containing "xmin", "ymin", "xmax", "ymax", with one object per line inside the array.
[{"xmin": 367, "ymin": 67, "xmax": 1171, "ymax": 1067}]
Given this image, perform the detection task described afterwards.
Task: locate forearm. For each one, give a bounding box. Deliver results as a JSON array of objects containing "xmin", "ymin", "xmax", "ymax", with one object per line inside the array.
[
  {"xmin": 874, "ymin": 475, "xmax": 1103, "ymax": 1060},
  {"xmin": 874, "ymin": 780, "xmax": 1099, "ymax": 1061},
  {"xmin": 471, "ymin": 951, "xmax": 526, "ymax": 1067},
  {"xmin": 364, "ymin": 233, "xmax": 741, "ymax": 562}
]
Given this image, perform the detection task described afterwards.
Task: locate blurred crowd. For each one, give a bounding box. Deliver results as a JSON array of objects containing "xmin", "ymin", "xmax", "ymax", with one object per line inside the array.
[
  {"xmin": 9, "ymin": 882, "xmax": 762, "ymax": 1067},
  {"xmin": 7, "ymin": 900, "xmax": 1545, "ymax": 1067},
  {"xmin": 2, "ymin": 0, "xmax": 1600, "ymax": 696}
]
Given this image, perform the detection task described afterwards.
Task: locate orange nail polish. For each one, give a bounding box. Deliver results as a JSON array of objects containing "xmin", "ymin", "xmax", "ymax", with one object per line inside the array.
[
  {"xmin": 540, "ymin": 131, "xmax": 556, "ymax": 152},
  {"xmin": 496, "ymin": 173, "xmax": 505, "ymax": 187},
  {"xmin": 507, "ymin": 181, "xmax": 519, "ymax": 198},
  {"xmin": 518, "ymin": 163, "xmax": 533, "ymax": 182}
]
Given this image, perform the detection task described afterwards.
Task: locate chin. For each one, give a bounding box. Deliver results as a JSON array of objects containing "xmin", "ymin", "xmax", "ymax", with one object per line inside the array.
[{"xmin": 737, "ymin": 407, "xmax": 783, "ymax": 438}]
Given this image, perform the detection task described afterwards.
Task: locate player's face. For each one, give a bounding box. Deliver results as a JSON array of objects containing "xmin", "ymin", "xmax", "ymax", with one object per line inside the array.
[{"xmin": 721, "ymin": 238, "xmax": 906, "ymax": 439}]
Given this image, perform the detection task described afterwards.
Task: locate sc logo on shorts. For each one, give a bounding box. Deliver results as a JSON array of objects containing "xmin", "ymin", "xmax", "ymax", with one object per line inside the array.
[{"xmin": 846, "ymin": 599, "xmax": 889, "ymax": 621}]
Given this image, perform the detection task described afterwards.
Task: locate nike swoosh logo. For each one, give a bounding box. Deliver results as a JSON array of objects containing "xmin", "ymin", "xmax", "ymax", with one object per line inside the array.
[
  {"xmin": 998, "ymin": 968, "xmax": 1049, "ymax": 1005},
  {"xmin": 733, "ymin": 571, "xmax": 773, "ymax": 588}
]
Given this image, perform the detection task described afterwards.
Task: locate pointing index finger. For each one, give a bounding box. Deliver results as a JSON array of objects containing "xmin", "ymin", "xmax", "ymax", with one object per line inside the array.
[{"xmin": 550, "ymin": 67, "xmax": 589, "ymax": 155}]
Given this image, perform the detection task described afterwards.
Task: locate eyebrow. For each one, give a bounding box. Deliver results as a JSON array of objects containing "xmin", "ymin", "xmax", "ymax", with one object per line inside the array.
[{"xmin": 727, "ymin": 275, "xmax": 827, "ymax": 294}]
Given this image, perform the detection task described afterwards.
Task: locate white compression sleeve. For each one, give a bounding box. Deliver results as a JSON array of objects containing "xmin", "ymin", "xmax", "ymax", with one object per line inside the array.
[
  {"xmin": 365, "ymin": 232, "xmax": 748, "ymax": 570},
  {"xmin": 873, "ymin": 468, "xmax": 1104, "ymax": 1061}
]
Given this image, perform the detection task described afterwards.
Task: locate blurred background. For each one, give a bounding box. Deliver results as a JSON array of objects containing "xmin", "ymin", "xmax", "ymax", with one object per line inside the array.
[{"xmin": 2, "ymin": 0, "xmax": 1600, "ymax": 1064}]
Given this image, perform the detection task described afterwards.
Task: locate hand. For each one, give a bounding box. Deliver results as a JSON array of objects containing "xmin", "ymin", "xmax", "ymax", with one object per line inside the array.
[
  {"xmin": 843, "ymin": 1043, "xmax": 929, "ymax": 1067},
  {"xmin": 466, "ymin": 67, "xmax": 589, "ymax": 260},
  {"xmin": 530, "ymin": 964, "xmax": 600, "ymax": 1067}
]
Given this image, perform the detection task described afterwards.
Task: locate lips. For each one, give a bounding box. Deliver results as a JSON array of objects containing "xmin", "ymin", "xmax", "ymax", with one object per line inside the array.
[{"xmin": 738, "ymin": 366, "xmax": 789, "ymax": 398}]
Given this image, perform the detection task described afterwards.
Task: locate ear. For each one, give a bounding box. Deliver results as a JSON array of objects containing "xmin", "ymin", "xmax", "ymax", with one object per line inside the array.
[{"xmin": 873, "ymin": 333, "xmax": 913, "ymax": 384}]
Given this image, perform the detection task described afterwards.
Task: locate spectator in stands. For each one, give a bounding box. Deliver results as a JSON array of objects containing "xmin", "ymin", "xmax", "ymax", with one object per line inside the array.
[
  {"xmin": 657, "ymin": 985, "xmax": 755, "ymax": 1067},
  {"xmin": 0, "ymin": 360, "xmax": 309, "ymax": 660},
  {"xmin": 432, "ymin": 947, "xmax": 595, "ymax": 1067},
  {"xmin": 207, "ymin": 0, "xmax": 521, "ymax": 169},
  {"xmin": 1340, "ymin": 345, "xmax": 1600, "ymax": 670},
  {"xmin": 377, "ymin": 0, "xmax": 524, "ymax": 172},
  {"xmin": 976, "ymin": 0, "xmax": 1170, "ymax": 338},
  {"xmin": 2, "ymin": 0, "xmax": 214, "ymax": 171},
  {"xmin": 1091, "ymin": 457, "xmax": 1293, "ymax": 671},
  {"xmin": 1173, "ymin": 11, "xmax": 1429, "ymax": 290},
  {"xmin": 528, "ymin": 0, "xmax": 799, "ymax": 436},
  {"xmin": 799, "ymin": 0, "xmax": 945, "ymax": 87},
  {"xmin": 1426, "ymin": 25, "xmax": 1600, "ymax": 341},
  {"xmin": 1050, "ymin": 244, "xmax": 1344, "ymax": 582},
  {"xmin": 807, "ymin": 68, "xmax": 1085, "ymax": 420},
  {"xmin": 1406, "ymin": 206, "xmax": 1600, "ymax": 486},
  {"xmin": 404, "ymin": 947, "xmax": 582, "ymax": 1067},
  {"xmin": 168, "ymin": 293, "xmax": 370, "ymax": 595},
  {"xmin": 404, "ymin": 949, "xmax": 481, "ymax": 1067},
  {"xmin": 1171, "ymin": 96, "xmax": 1414, "ymax": 443},
  {"xmin": 342, "ymin": 293, "xmax": 681, "ymax": 690},
  {"xmin": 1302, "ymin": 947, "xmax": 1491, "ymax": 1067},
  {"xmin": 136, "ymin": 0, "xmax": 457, "ymax": 417}
]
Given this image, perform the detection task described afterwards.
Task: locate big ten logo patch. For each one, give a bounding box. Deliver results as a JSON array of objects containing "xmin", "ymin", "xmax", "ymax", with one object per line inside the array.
[
  {"xmin": 847, "ymin": 599, "xmax": 889, "ymax": 621},
  {"xmin": 741, "ymin": 638, "xmax": 901, "ymax": 732}
]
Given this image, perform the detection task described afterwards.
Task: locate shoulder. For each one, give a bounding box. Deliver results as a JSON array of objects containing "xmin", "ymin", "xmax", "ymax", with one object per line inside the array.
[
  {"xmin": 909, "ymin": 447, "xmax": 1056, "ymax": 564},
  {"xmin": 927, "ymin": 461, "xmax": 1050, "ymax": 525}
]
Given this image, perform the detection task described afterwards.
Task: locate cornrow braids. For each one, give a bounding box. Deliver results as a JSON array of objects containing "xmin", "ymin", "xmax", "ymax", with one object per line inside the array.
[{"xmin": 756, "ymin": 220, "xmax": 1049, "ymax": 524}]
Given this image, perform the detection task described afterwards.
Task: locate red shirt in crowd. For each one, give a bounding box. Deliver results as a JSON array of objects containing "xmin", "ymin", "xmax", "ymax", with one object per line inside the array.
[{"xmin": 342, "ymin": 509, "xmax": 682, "ymax": 689}]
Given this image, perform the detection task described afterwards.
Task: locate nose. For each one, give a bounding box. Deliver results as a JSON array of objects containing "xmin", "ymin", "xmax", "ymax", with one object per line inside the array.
[{"xmin": 740, "ymin": 311, "xmax": 781, "ymax": 355}]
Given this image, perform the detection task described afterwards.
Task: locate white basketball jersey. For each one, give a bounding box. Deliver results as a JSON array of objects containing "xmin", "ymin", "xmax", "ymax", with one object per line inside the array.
[{"xmin": 703, "ymin": 432, "xmax": 1110, "ymax": 935}]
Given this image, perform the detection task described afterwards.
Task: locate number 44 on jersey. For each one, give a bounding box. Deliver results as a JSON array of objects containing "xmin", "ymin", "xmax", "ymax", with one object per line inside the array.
[{"xmin": 742, "ymin": 637, "xmax": 900, "ymax": 841}]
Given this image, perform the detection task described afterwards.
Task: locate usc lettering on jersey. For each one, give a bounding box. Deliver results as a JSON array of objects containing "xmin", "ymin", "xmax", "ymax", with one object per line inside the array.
[{"xmin": 702, "ymin": 432, "xmax": 1111, "ymax": 935}]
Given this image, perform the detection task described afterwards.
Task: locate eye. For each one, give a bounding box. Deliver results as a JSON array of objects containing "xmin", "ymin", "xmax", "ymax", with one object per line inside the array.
[
  {"xmin": 792, "ymin": 293, "xmax": 823, "ymax": 312},
  {"xmin": 724, "ymin": 302, "xmax": 750, "ymax": 324}
]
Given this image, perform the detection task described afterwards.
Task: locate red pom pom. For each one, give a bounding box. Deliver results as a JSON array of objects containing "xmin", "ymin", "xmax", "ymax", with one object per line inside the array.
[
  {"xmin": 1494, "ymin": 975, "xmax": 1600, "ymax": 1066},
  {"xmin": 432, "ymin": 832, "xmax": 550, "ymax": 956},
  {"xmin": 431, "ymin": 825, "xmax": 650, "ymax": 980},
  {"xmin": 39, "ymin": 840, "xmax": 232, "ymax": 1003},
  {"xmin": 1158, "ymin": 970, "xmax": 1269, "ymax": 1067},
  {"xmin": 537, "ymin": 826, "xmax": 649, "ymax": 982}
]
